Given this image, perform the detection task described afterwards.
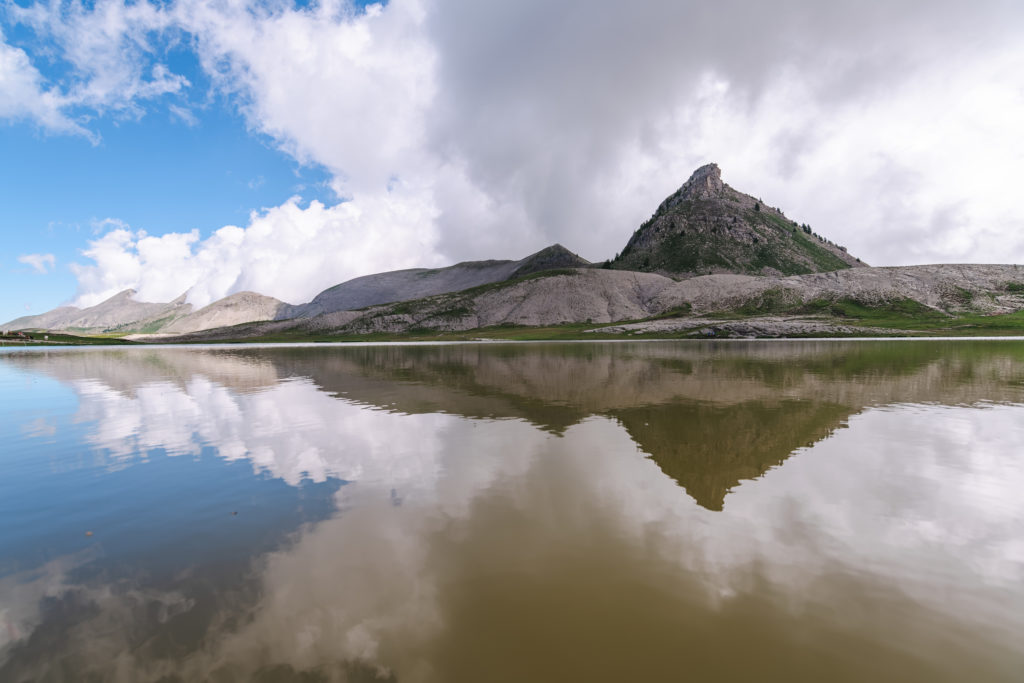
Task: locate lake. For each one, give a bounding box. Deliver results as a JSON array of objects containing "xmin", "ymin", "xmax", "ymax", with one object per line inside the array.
[{"xmin": 1, "ymin": 340, "xmax": 1022, "ymax": 682}]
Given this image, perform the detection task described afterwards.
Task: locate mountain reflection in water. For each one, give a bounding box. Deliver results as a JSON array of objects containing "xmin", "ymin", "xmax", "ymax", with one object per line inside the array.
[{"xmin": 1, "ymin": 340, "xmax": 1022, "ymax": 682}]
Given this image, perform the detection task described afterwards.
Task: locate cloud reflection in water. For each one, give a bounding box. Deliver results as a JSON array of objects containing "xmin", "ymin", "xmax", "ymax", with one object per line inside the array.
[{"xmin": 2, "ymin": 342, "xmax": 1023, "ymax": 681}]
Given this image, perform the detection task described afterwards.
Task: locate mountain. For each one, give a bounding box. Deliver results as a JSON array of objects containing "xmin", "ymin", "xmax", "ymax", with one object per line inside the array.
[
  {"xmin": 1, "ymin": 289, "xmax": 288, "ymax": 336},
  {"xmin": 3, "ymin": 290, "xmax": 192, "ymax": 334},
  {"xmin": 1, "ymin": 245, "xmax": 590, "ymax": 335},
  {"xmin": 336, "ymin": 263, "xmax": 1024, "ymax": 335},
  {"xmin": 163, "ymin": 262, "xmax": 1024, "ymax": 341},
  {"xmin": 10, "ymin": 163, "xmax": 1024, "ymax": 342},
  {"xmin": 291, "ymin": 244, "xmax": 590, "ymax": 318},
  {"xmin": 160, "ymin": 291, "xmax": 290, "ymax": 335},
  {"xmin": 2, "ymin": 305, "xmax": 81, "ymax": 332},
  {"xmin": 610, "ymin": 163, "xmax": 863, "ymax": 276}
]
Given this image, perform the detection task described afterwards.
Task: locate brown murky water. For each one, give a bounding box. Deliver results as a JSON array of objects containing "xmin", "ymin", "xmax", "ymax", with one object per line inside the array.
[{"xmin": 1, "ymin": 340, "xmax": 1022, "ymax": 682}]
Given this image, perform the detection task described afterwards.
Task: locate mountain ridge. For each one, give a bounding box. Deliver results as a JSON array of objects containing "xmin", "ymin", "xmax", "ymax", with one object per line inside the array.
[
  {"xmin": 3, "ymin": 289, "xmax": 192, "ymax": 334},
  {"xmin": 151, "ymin": 262, "xmax": 1024, "ymax": 342},
  {"xmin": 290, "ymin": 244, "xmax": 590, "ymax": 318},
  {"xmin": 3, "ymin": 244, "xmax": 592, "ymax": 335},
  {"xmin": 9, "ymin": 163, "xmax": 1024, "ymax": 341}
]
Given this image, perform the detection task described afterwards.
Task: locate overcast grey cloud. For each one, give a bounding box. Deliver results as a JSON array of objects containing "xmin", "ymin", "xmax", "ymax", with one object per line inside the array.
[
  {"xmin": 424, "ymin": 0, "xmax": 1024, "ymax": 265},
  {"xmin": 4, "ymin": 0, "xmax": 1023, "ymax": 307}
]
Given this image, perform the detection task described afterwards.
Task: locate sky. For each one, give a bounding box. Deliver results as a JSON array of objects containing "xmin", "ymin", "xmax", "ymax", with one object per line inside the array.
[{"xmin": 1, "ymin": 0, "xmax": 1023, "ymax": 323}]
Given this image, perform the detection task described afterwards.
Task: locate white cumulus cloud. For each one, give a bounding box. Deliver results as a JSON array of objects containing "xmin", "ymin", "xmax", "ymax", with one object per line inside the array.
[
  {"xmin": 0, "ymin": 29, "xmax": 90, "ymax": 137},
  {"xmin": 71, "ymin": 189, "xmax": 441, "ymax": 308},
  {"xmin": 7, "ymin": 0, "xmax": 184, "ymax": 118},
  {"xmin": 180, "ymin": 0, "xmax": 436, "ymax": 197}
]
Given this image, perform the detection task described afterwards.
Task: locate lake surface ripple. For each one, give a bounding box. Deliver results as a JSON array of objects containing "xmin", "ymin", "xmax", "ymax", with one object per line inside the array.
[{"xmin": 1, "ymin": 340, "xmax": 1022, "ymax": 682}]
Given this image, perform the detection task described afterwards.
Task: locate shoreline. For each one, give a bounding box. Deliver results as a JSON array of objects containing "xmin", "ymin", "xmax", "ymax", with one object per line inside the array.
[{"xmin": 4, "ymin": 334, "xmax": 1024, "ymax": 354}]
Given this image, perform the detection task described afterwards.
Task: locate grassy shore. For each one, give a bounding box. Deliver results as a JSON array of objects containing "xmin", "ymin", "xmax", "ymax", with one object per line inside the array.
[
  {"xmin": 794, "ymin": 303, "xmax": 1024, "ymax": 336},
  {"xmin": 0, "ymin": 332, "xmax": 139, "ymax": 346},
  {"xmin": 140, "ymin": 310, "xmax": 1024, "ymax": 343},
  {"xmin": 8, "ymin": 305, "xmax": 1024, "ymax": 346}
]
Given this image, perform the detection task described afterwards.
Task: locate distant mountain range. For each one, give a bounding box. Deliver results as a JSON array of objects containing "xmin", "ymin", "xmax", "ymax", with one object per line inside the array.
[
  {"xmin": 6, "ymin": 164, "xmax": 1024, "ymax": 339},
  {"xmin": 4, "ymin": 243, "xmax": 590, "ymax": 336}
]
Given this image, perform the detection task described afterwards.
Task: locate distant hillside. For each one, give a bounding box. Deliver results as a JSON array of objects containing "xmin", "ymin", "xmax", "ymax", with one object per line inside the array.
[
  {"xmin": 318, "ymin": 264, "xmax": 1022, "ymax": 335},
  {"xmin": 163, "ymin": 268, "xmax": 672, "ymax": 341},
  {"xmin": 2, "ymin": 245, "xmax": 591, "ymax": 335},
  {"xmin": 162, "ymin": 263, "xmax": 1024, "ymax": 341},
  {"xmin": 3, "ymin": 290, "xmax": 192, "ymax": 334},
  {"xmin": 610, "ymin": 164, "xmax": 863, "ymax": 277},
  {"xmin": 2, "ymin": 305, "xmax": 80, "ymax": 332},
  {"xmin": 161, "ymin": 291, "xmax": 289, "ymax": 334},
  {"xmin": 291, "ymin": 244, "xmax": 590, "ymax": 318},
  {"xmin": 2, "ymin": 289, "xmax": 288, "ymax": 336}
]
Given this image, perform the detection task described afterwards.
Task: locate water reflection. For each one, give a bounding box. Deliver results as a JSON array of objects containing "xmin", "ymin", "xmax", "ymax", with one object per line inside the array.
[
  {"xmin": 613, "ymin": 399, "xmax": 852, "ymax": 510},
  {"xmin": 72, "ymin": 373, "xmax": 453, "ymax": 487},
  {"xmin": 1, "ymin": 341, "xmax": 1023, "ymax": 681},
  {"xmin": 9, "ymin": 342, "xmax": 1024, "ymax": 508}
]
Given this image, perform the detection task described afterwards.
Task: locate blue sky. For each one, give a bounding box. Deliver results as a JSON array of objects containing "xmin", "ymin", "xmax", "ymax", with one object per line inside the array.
[
  {"xmin": 1, "ymin": 103, "xmax": 334, "ymax": 321},
  {"xmin": 0, "ymin": 1, "xmax": 347, "ymax": 323},
  {"xmin": 2, "ymin": 0, "xmax": 1023, "ymax": 326}
]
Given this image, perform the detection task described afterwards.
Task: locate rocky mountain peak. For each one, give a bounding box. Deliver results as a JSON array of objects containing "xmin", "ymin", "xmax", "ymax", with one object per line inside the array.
[
  {"xmin": 657, "ymin": 163, "xmax": 726, "ymax": 213},
  {"xmin": 678, "ymin": 163, "xmax": 724, "ymax": 200},
  {"xmin": 613, "ymin": 163, "xmax": 863, "ymax": 277},
  {"xmin": 509, "ymin": 243, "xmax": 590, "ymax": 279}
]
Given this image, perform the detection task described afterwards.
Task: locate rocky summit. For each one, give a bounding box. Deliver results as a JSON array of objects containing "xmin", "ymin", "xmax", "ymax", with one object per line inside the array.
[{"xmin": 611, "ymin": 163, "xmax": 864, "ymax": 277}]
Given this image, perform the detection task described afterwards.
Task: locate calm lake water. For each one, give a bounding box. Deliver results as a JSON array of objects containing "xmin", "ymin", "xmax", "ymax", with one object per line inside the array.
[{"xmin": 1, "ymin": 340, "xmax": 1022, "ymax": 682}]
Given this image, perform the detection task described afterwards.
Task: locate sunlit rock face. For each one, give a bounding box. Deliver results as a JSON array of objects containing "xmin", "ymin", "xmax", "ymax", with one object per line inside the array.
[{"xmin": 2, "ymin": 341, "xmax": 1023, "ymax": 681}]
